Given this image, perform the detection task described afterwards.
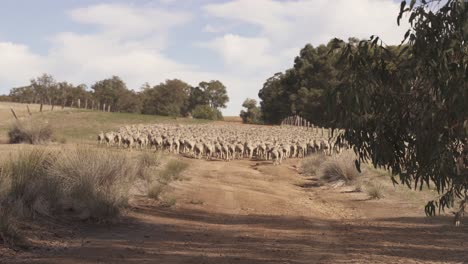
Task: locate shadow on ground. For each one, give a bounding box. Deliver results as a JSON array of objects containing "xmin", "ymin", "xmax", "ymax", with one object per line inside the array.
[{"xmin": 7, "ymin": 204, "xmax": 467, "ymax": 264}]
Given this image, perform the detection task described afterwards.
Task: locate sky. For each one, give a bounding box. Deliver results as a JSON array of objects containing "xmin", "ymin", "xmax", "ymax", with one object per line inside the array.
[{"xmin": 0, "ymin": 0, "xmax": 409, "ymax": 115}]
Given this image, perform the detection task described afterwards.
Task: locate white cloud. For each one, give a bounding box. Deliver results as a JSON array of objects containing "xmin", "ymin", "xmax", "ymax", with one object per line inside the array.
[
  {"xmin": 69, "ymin": 4, "xmax": 190, "ymax": 41},
  {"xmin": 198, "ymin": 34, "xmax": 278, "ymax": 72},
  {"xmin": 0, "ymin": 42, "xmax": 46, "ymax": 89}
]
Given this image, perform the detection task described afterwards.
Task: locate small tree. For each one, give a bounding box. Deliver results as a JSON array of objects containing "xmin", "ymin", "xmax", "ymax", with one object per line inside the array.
[{"xmin": 240, "ymin": 98, "xmax": 262, "ymax": 124}]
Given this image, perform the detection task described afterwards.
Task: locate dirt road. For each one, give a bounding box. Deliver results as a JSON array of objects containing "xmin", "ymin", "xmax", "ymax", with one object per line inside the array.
[{"xmin": 2, "ymin": 158, "xmax": 467, "ymax": 264}]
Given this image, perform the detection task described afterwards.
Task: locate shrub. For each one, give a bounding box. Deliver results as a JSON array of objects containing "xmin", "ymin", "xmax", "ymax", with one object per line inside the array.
[
  {"xmin": 8, "ymin": 119, "xmax": 54, "ymax": 144},
  {"xmin": 137, "ymin": 151, "xmax": 162, "ymax": 179},
  {"xmin": 300, "ymin": 154, "xmax": 327, "ymax": 176},
  {"xmin": 147, "ymin": 182, "xmax": 165, "ymax": 200},
  {"xmin": 159, "ymin": 160, "xmax": 189, "ymax": 183},
  {"xmin": 160, "ymin": 197, "xmax": 177, "ymax": 208},
  {"xmin": 318, "ymin": 151, "xmax": 359, "ymax": 185},
  {"xmin": 192, "ymin": 105, "xmax": 222, "ymax": 120},
  {"xmin": 48, "ymin": 147, "xmax": 138, "ymax": 221},
  {"xmin": 366, "ymin": 183, "xmax": 385, "ymax": 199},
  {"xmin": 0, "ymin": 149, "xmax": 61, "ymax": 218}
]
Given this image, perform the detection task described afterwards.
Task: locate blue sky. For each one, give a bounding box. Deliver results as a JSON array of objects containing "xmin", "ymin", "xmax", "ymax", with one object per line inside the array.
[{"xmin": 0, "ymin": 0, "xmax": 409, "ymax": 115}]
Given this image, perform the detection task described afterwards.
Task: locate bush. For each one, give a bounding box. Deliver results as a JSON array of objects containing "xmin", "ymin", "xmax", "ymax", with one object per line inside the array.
[
  {"xmin": 192, "ymin": 105, "xmax": 222, "ymax": 120},
  {"xmin": 366, "ymin": 183, "xmax": 385, "ymax": 199},
  {"xmin": 318, "ymin": 151, "xmax": 359, "ymax": 185},
  {"xmin": 0, "ymin": 149, "xmax": 61, "ymax": 218},
  {"xmin": 159, "ymin": 160, "xmax": 189, "ymax": 183},
  {"xmin": 0, "ymin": 147, "xmax": 151, "ymax": 223},
  {"xmin": 48, "ymin": 147, "xmax": 138, "ymax": 221},
  {"xmin": 148, "ymin": 182, "xmax": 165, "ymax": 200},
  {"xmin": 300, "ymin": 154, "xmax": 327, "ymax": 176},
  {"xmin": 8, "ymin": 119, "xmax": 54, "ymax": 144}
]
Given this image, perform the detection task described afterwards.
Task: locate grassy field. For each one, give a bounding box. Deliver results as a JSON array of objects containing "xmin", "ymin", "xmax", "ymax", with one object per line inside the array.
[{"xmin": 0, "ymin": 102, "xmax": 209, "ymax": 143}]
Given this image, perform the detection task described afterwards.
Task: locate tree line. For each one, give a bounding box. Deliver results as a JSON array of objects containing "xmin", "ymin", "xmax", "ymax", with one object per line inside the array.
[{"xmin": 5, "ymin": 74, "xmax": 229, "ymax": 119}]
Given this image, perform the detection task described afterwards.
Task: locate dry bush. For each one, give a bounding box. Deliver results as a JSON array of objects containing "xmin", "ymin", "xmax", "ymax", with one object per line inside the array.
[
  {"xmin": 137, "ymin": 151, "xmax": 162, "ymax": 180},
  {"xmin": 148, "ymin": 182, "xmax": 165, "ymax": 200},
  {"xmin": 0, "ymin": 149, "xmax": 61, "ymax": 218},
  {"xmin": 8, "ymin": 119, "xmax": 54, "ymax": 144},
  {"xmin": 318, "ymin": 151, "xmax": 360, "ymax": 185},
  {"xmin": 158, "ymin": 159, "xmax": 189, "ymax": 183},
  {"xmin": 160, "ymin": 197, "xmax": 177, "ymax": 208},
  {"xmin": 300, "ymin": 154, "xmax": 327, "ymax": 176},
  {"xmin": 366, "ymin": 183, "xmax": 385, "ymax": 199},
  {"xmin": 48, "ymin": 147, "xmax": 139, "ymax": 221}
]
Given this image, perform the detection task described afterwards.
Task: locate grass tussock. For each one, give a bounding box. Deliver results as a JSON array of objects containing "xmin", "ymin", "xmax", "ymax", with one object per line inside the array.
[
  {"xmin": 158, "ymin": 160, "xmax": 189, "ymax": 184},
  {"xmin": 48, "ymin": 147, "xmax": 139, "ymax": 221},
  {"xmin": 147, "ymin": 182, "xmax": 166, "ymax": 200},
  {"xmin": 300, "ymin": 154, "xmax": 327, "ymax": 176},
  {"xmin": 0, "ymin": 147, "xmax": 157, "ymax": 224},
  {"xmin": 0, "ymin": 149, "xmax": 61, "ymax": 218},
  {"xmin": 146, "ymin": 159, "xmax": 188, "ymax": 202},
  {"xmin": 8, "ymin": 119, "xmax": 54, "ymax": 144},
  {"xmin": 366, "ymin": 183, "xmax": 385, "ymax": 199},
  {"xmin": 318, "ymin": 151, "xmax": 360, "ymax": 185}
]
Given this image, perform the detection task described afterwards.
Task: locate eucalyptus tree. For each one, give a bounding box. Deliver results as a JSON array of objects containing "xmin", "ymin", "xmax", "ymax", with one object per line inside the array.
[{"xmin": 330, "ymin": 0, "xmax": 467, "ymax": 215}]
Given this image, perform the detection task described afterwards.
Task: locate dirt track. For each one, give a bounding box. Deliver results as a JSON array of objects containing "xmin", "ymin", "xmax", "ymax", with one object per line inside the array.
[{"xmin": 2, "ymin": 158, "xmax": 467, "ymax": 264}]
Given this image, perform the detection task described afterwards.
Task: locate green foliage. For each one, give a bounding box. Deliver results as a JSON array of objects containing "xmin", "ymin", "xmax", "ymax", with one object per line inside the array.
[
  {"xmin": 141, "ymin": 79, "xmax": 191, "ymax": 117},
  {"xmin": 192, "ymin": 104, "xmax": 223, "ymax": 120},
  {"xmin": 259, "ymin": 40, "xmax": 346, "ymax": 125},
  {"xmin": 198, "ymin": 80, "xmax": 229, "ymax": 109},
  {"xmin": 329, "ymin": 0, "xmax": 467, "ymax": 214},
  {"xmin": 240, "ymin": 98, "xmax": 262, "ymax": 124}
]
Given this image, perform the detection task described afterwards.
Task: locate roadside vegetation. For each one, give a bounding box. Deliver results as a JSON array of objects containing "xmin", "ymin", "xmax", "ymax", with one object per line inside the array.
[{"xmin": 0, "ymin": 146, "xmax": 181, "ymax": 247}]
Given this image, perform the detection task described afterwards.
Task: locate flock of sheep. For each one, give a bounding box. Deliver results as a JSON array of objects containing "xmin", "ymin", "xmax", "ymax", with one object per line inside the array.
[{"xmin": 97, "ymin": 124, "xmax": 347, "ymax": 164}]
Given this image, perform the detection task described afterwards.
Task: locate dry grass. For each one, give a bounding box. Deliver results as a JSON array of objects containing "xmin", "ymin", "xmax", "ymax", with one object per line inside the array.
[
  {"xmin": 0, "ymin": 209, "xmax": 25, "ymax": 248},
  {"xmin": 0, "ymin": 147, "xmax": 157, "ymax": 224},
  {"xmin": 8, "ymin": 119, "xmax": 54, "ymax": 144},
  {"xmin": 366, "ymin": 183, "xmax": 385, "ymax": 199},
  {"xmin": 300, "ymin": 154, "xmax": 327, "ymax": 176},
  {"xmin": 0, "ymin": 149, "xmax": 61, "ymax": 218},
  {"xmin": 158, "ymin": 159, "xmax": 189, "ymax": 184},
  {"xmin": 148, "ymin": 182, "xmax": 166, "ymax": 200},
  {"xmin": 146, "ymin": 159, "xmax": 188, "ymax": 201},
  {"xmin": 318, "ymin": 151, "xmax": 360, "ymax": 185}
]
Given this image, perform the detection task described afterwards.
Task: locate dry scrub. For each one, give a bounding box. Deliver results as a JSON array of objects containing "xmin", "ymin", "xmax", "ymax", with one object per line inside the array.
[
  {"xmin": 301, "ymin": 151, "xmax": 360, "ymax": 186},
  {"xmin": 8, "ymin": 119, "xmax": 54, "ymax": 144},
  {"xmin": 147, "ymin": 159, "xmax": 188, "ymax": 203},
  {"xmin": 0, "ymin": 147, "xmax": 160, "ymax": 247}
]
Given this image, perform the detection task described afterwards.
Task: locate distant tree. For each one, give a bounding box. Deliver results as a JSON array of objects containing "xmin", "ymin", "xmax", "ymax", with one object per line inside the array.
[
  {"xmin": 198, "ymin": 80, "xmax": 229, "ymax": 109},
  {"xmin": 192, "ymin": 104, "xmax": 223, "ymax": 120},
  {"xmin": 91, "ymin": 76, "xmax": 140, "ymax": 112},
  {"xmin": 240, "ymin": 98, "xmax": 262, "ymax": 124},
  {"xmin": 30, "ymin": 74, "xmax": 58, "ymax": 105},
  {"xmin": 141, "ymin": 79, "xmax": 191, "ymax": 116},
  {"xmin": 187, "ymin": 86, "xmax": 209, "ymax": 113}
]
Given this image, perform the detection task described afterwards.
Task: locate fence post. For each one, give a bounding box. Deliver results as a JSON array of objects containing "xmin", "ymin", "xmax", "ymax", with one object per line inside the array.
[
  {"xmin": 26, "ymin": 105, "xmax": 32, "ymax": 116},
  {"xmin": 10, "ymin": 108, "xmax": 18, "ymax": 120}
]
